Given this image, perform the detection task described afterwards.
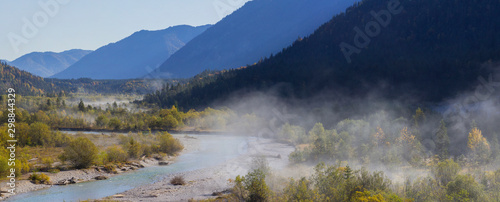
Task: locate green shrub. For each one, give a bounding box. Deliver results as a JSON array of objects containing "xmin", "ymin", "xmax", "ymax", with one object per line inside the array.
[
  {"xmin": 14, "ymin": 159, "xmax": 30, "ymax": 176},
  {"xmin": 244, "ymin": 169, "xmax": 271, "ymax": 202},
  {"xmin": 52, "ymin": 131, "xmax": 72, "ymax": 147},
  {"xmin": 432, "ymin": 159, "xmax": 460, "ymax": 186},
  {"xmin": 29, "ymin": 173, "xmax": 50, "ymax": 184},
  {"xmin": 103, "ymin": 164, "xmax": 117, "ymax": 174},
  {"xmin": 158, "ymin": 133, "xmax": 183, "ymax": 155},
  {"xmin": 405, "ymin": 177, "xmax": 446, "ymax": 202},
  {"xmin": 446, "ymin": 175, "xmax": 485, "ymax": 202},
  {"xmin": 124, "ymin": 137, "xmax": 142, "ymax": 159},
  {"xmin": 351, "ymin": 191, "xmax": 385, "ymax": 202},
  {"xmin": 0, "ymin": 155, "xmax": 9, "ymax": 177},
  {"xmin": 28, "ymin": 122, "xmax": 52, "ymax": 146},
  {"xmin": 41, "ymin": 157, "xmax": 53, "ymax": 169},
  {"xmin": 283, "ymin": 177, "xmax": 315, "ymax": 201},
  {"xmin": 289, "ymin": 149, "xmax": 308, "ymax": 163},
  {"xmin": 106, "ymin": 146, "xmax": 128, "ymax": 163},
  {"xmin": 170, "ymin": 175, "xmax": 186, "ymax": 185},
  {"xmin": 59, "ymin": 137, "xmax": 98, "ymax": 169}
]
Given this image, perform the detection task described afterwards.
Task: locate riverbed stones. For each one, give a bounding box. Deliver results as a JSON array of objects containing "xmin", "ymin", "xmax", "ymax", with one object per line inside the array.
[
  {"xmin": 158, "ymin": 161, "xmax": 170, "ymax": 166},
  {"xmin": 112, "ymin": 194, "xmax": 125, "ymax": 198},
  {"xmin": 56, "ymin": 177, "xmax": 77, "ymax": 185},
  {"xmin": 131, "ymin": 162, "xmax": 145, "ymax": 168},
  {"xmin": 94, "ymin": 176, "xmax": 108, "ymax": 180}
]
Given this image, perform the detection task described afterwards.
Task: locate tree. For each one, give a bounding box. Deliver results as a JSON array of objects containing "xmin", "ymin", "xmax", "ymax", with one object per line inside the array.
[
  {"xmin": 467, "ymin": 127, "xmax": 490, "ymax": 164},
  {"xmin": 435, "ymin": 120, "xmax": 449, "ymax": 160},
  {"xmin": 125, "ymin": 137, "xmax": 142, "ymax": 159},
  {"xmin": 33, "ymin": 110, "xmax": 50, "ymax": 123},
  {"xmin": 108, "ymin": 117, "xmax": 121, "ymax": 130},
  {"xmin": 244, "ymin": 169, "xmax": 271, "ymax": 202},
  {"xmin": 95, "ymin": 115, "xmax": 109, "ymax": 128},
  {"xmin": 373, "ymin": 126, "xmax": 386, "ymax": 148},
  {"xmin": 106, "ymin": 146, "xmax": 128, "ymax": 163},
  {"xmin": 16, "ymin": 122, "xmax": 30, "ymax": 147},
  {"xmin": 432, "ymin": 159, "xmax": 460, "ymax": 186},
  {"xmin": 446, "ymin": 175, "xmax": 485, "ymax": 202},
  {"xmin": 60, "ymin": 137, "xmax": 98, "ymax": 169},
  {"xmin": 413, "ymin": 107, "xmax": 426, "ymax": 128},
  {"xmin": 78, "ymin": 99, "xmax": 86, "ymax": 112},
  {"xmin": 46, "ymin": 99, "xmax": 52, "ymax": 109},
  {"xmin": 158, "ymin": 133, "xmax": 183, "ymax": 155},
  {"xmin": 490, "ymin": 135, "xmax": 500, "ymax": 163},
  {"xmin": 28, "ymin": 122, "xmax": 52, "ymax": 146},
  {"xmin": 161, "ymin": 114, "xmax": 179, "ymax": 129},
  {"xmin": 56, "ymin": 97, "xmax": 61, "ymax": 107},
  {"xmin": 310, "ymin": 123, "xmax": 328, "ymax": 158},
  {"xmin": 283, "ymin": 177, "xmax": 315, "ymax": 201},
  {"xmin": 398, "ymin": 127, "xmax": 423, "ymax": 165}
]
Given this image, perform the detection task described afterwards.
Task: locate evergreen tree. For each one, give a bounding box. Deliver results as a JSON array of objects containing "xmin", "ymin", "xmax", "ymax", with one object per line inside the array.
[
  {"xmin": 78, "ymin": 99, "xmax": 86, "ymax": 112},
  {"xmin": 435, "ymin": 120, "xmax": 449, "ymax": 160},
  {"xmin": 56, "ymin": 97, "xmax": 61, "ymax": 107},
  {"xmin": 413, "ymin": 108, "xmax": 426, "ymax": 128}
]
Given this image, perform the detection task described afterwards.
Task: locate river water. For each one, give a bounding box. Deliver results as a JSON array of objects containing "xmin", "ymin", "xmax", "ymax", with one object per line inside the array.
[{"xmin": 7, "ymin": 134, "xmax": 249, "ymax": 202}]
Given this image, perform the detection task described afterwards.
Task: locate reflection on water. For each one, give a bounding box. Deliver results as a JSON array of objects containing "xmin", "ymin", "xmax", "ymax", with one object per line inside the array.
[{"xmin": 7, "ymin": 134, "xmax": 248, "ymax": 202}]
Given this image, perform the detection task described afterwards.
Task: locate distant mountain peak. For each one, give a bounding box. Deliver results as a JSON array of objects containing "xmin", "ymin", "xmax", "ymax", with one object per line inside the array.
[
  {"xmin": 8, "ymin": 49, "xmax": 92, "ymax": 77},
  {"xmin": 51, "ymin": 24, "xmax": 212, "ymax": 80}
]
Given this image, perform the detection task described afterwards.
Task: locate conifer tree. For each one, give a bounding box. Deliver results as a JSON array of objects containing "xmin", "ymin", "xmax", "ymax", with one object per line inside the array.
[{"xmin": 435, "ymin": 120, "xmax": 449, "ymax": 160}]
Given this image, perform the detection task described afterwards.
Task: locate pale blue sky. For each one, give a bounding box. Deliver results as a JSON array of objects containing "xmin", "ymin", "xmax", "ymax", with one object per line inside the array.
[{"xmin": 0, "ymin": 0, "xmax": 250, "ymax": 61}]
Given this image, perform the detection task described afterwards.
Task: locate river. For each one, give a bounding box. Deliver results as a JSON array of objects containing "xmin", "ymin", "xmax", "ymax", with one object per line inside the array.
[{"xmin": 6, "ymin": 134, "xmax": 249, "ymax": 202}]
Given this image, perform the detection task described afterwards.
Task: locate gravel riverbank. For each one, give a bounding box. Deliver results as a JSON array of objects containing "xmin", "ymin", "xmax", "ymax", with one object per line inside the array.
[
  {"xmin": 109, "ymin": 138, "xmax": 294, "ymax": 201},
  {"xmin": 0, "ymin": 134, "xmax": 200, "ymax": 201}
]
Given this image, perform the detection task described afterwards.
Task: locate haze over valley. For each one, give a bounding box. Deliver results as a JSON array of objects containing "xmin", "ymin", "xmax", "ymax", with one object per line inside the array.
[{"xmin": 1, "ymin": 0, "xmax": 500, "ymax": 201}]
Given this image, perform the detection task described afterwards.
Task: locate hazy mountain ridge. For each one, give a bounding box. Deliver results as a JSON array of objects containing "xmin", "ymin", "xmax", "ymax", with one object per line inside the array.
[
  {"xmin": 0, "ymin": 62, "xmax": 167, "ymax": 96},
  {"xmin": 8, "ymin": 49, "xmax": 92, "ymax": 77},
  {"xmin": 52, "ymin": 24, "xmax": 212, "ymax": 80},
  {"xmin": 155, "ymin": 0, "xmax": 358, "ymax": 78}
]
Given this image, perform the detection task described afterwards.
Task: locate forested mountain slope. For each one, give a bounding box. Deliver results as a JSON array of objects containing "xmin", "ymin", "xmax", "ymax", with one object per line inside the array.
[
  {"xmin": 154, "ymin": 0, "xmax": 358, "ymax": 78},
  {"xmin": 145, "ymin": 0, "xmax": 500, "ymax": 109}
]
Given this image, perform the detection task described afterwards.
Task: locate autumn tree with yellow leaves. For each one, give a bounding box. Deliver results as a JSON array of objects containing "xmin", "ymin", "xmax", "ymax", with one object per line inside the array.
[
  {"xmin": 467, "ymin": 127, "xmax": 491, "ymax": 164},
  {"xmin": 373, "ymin": 126, "xmax": 386, "ymax": 148},
  {"xmin": 398, "ymin": 127, "xmax": 423, "ymax": 166}
]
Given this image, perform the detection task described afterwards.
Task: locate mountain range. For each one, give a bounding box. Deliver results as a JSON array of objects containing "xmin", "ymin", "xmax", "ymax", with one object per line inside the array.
[
  {"xmin": 8, "ymin": 49, "xmax": 91, "ymax": 77},
  {"xmin": 51, "ymin": 25, "xmax": 211, "ymax": 80},
  {"xmin": 154, "ymin": 0, "xmax": 358, "ymax": 78}
]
